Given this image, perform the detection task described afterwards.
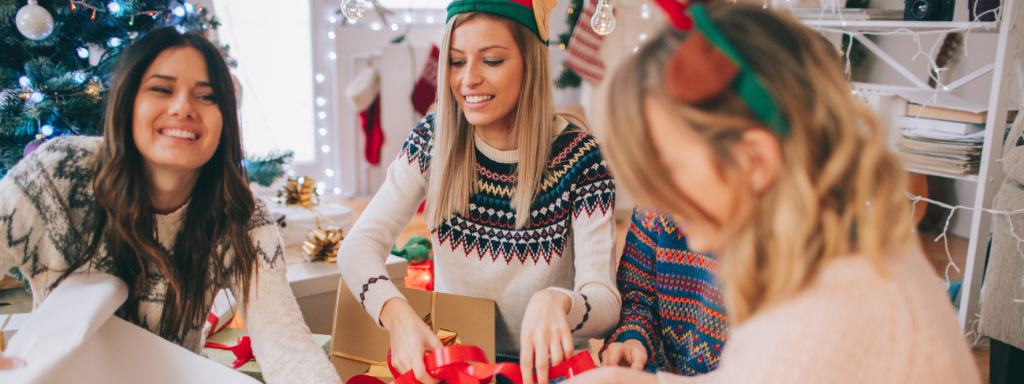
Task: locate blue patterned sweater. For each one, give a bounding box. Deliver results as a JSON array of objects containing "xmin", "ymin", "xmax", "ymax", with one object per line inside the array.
[{"xmin": 605, "ymin": 208, "xmax": 728, "ymax": 375}]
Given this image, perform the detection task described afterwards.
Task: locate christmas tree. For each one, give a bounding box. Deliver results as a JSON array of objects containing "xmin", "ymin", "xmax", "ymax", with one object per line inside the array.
[{"xmin": 0, "ymin": 0, "xmax": 291, "ymax": 184}]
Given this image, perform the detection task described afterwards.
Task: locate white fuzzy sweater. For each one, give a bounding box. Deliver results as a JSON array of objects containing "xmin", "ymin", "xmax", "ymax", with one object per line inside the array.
[{"xmin": 0, "ymin": 137, "xmax": 341, "ymax": 384}]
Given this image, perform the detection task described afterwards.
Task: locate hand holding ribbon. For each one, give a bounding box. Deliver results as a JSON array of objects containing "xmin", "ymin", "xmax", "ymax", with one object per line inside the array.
[{"xmin": 345, "ymin": 345, "xmax": 597, "ymax": 384}]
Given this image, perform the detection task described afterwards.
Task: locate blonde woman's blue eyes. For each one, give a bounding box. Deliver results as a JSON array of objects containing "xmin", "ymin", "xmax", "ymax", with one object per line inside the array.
[{"xmin": 484, "ymin": 60, "xmax": 503, "ymax": 66}]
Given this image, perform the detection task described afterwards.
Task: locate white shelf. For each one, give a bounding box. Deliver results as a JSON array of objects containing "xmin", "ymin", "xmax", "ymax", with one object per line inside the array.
[
  {"xmin": 801, "ymin": 19, "xmax": 1001, "ymax": 33},
  {"xmin": 903, "ymin": 167, "xmax": 980, "ymax": 182}
]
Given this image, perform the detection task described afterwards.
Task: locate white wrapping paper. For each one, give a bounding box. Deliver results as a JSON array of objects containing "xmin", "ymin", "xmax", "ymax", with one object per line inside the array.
[{"xmin": 0, "ymin": 273, "xmax": 258, "ymax": 384}]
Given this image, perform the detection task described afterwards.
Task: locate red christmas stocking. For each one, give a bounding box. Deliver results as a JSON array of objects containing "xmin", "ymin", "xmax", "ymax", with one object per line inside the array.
[
  {"xmin": 566, "ymin": 0, "xmax": 608, "ymax": 84},
  {"xmin": 359, "ymin": 96, "xmax": 384, "ymax": 165},
  {"xmin": 411, "ymin": 44, "xmax": 441, "ymax": 116}
]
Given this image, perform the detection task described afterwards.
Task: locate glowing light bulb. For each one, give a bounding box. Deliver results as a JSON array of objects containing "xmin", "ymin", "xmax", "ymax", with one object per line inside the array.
[
  {"xmin": 340, "ymin": 0, "xmax": 366, "ymax": 20},
  {"xmin": 41, "ymin": 124, "xmax": 53, "ymax": 136},
  {"xmin": 19, "ymin": 76, "xmax": 30, "ymax": 88},
  {"xmin": 173, "ymin": 6, "xmax": 185, "ymax": 17},
  {"xmin": 77, "ymin": 46, "xmax": 89, "ymax": 58},
  {"xmin": 107, "ymin": 2, "xmax": 121, "ymax": 14},
  {"xmin": 591, "ymin": 0, "xmax": 615, "ymax": 36}
]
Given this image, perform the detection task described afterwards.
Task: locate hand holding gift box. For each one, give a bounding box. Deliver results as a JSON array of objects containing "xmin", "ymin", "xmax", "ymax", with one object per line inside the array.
[{"xmin": 330, "ymin": 284, "xmax": 495, "ymax": 382}]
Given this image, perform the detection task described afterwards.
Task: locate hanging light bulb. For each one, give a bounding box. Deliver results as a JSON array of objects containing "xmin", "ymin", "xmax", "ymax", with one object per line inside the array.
[
  {"xmin": 591, "ymin": 0, "xmax": 616, "ymax": 36},
  {"xmin": 341, "ymin": 0, "xmax": 367, "ymax": 20}
]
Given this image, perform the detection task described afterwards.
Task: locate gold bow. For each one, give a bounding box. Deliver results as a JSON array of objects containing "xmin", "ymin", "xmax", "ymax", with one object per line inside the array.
[
  {"xmin": 301, "ymin": 218, "xmax": 344, "ymax": 263},
  {"xmin": 276, "ymin": 176, "xmax": 319, "ymax": 206}
]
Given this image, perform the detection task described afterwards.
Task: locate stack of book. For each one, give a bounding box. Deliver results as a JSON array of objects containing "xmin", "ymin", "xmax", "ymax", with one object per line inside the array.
[
  {"xmin": 893, "ymin": 91, "xmax": 1018, "ymax": 177},
  {"xmin": 898, "ymin": 127, "xmax": 984, "ymax": 176},
  {"xmin": 789, "ymin": 7, "xmax": 905, "ymax": 20}
]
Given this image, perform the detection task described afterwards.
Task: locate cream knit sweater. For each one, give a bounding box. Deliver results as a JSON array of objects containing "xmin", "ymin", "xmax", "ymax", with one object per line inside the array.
[
  {"xmin": 0, "ymin": 137, "xmax": 341, "ymax": 384},
  {"xmin": 658, "ymin": 246, "xmax": 980, "ymax": 384}
]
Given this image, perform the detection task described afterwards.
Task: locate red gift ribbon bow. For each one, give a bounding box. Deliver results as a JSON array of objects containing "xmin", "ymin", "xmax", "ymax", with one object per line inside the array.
[
  {"xmin": 205, "ymin": 336, "xmax": 256, "ymax": 370},
  {"xmin": 347, "ymin": 345, "xmax": 596, "ymax": 384},
  {"xmin": 205, "ymin": 312, "xmax": 233, "ymax": 338}
]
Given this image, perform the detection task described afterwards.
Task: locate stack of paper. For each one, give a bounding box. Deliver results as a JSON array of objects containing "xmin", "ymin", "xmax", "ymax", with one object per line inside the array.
[{"xmin": 898, "ymin": 129, "xmax": 984, "ymax": 176}]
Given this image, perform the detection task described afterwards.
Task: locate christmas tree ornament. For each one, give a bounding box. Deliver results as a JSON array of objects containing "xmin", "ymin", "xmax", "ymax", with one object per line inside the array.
[
  {"xmin": 23, "ymin": 134, "xmax": 47, "ymax": 157},
  {"xmin": 16, "ymin": 0, "xmax": 55, "ymax": 41},
  {"xmin": 301, "ymin": 220, "xmax": 344, "ymax": 262},
  {"xmin": 276, "ymin": 176, "xmax": 320, "ymax": 206},
  {"xmin": 341, "ymin": 0, "xmax": 367, "ymax": 20},
  {"xmin": 590, "ymin": 0, "xmax": 615, "ymax": 35}
]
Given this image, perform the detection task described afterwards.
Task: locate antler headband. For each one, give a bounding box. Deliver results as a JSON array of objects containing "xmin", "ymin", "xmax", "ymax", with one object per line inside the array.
[{"xmin": 653, "ymin": 0, "xmax": 789, "ymax": 136}]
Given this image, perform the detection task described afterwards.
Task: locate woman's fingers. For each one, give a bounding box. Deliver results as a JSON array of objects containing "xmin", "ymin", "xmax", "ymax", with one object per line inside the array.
[
  {"xmin": 602, "ymin": 344, "xmax": 624, "ymax": 367},
  {"xmin": 630, "ymin": 347, "xmax": 646, "ymax": 370},
  {"xmin": 535, "ymin": 339, "xmax": 551, "ymax": 384},
  {"xmin": 412, "ymin": 354, "xmax": 438, "ymax": 384},
  {"xmin": 520, "ymin": 338, "xmax": 535, "ymax": 384},
  {"xmin": 0, "ymin": 357, "xmax": 25, "ymax": 370}
]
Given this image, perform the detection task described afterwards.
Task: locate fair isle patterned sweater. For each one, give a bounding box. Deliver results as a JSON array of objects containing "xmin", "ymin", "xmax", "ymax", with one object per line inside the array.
[
  {"xmin": 606, "ymin": 209, "xmax": 727, "ymax": 376},
  {"xmin": 338, "ymin": 114, "xmax": 621, "ymax": 355},
  {"xmin": 0, "ymin": 137, "xmax": 341, "ymax": 384}
]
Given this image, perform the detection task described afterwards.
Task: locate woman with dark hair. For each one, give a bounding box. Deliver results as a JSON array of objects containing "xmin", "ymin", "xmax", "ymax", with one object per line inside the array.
[{"xmin": 0, "ymin": 27, "xmax": 341, "ymax": 383}]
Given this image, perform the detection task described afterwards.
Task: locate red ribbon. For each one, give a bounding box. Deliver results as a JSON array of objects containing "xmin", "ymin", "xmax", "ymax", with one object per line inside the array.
[
  {"xmin": 347, "ymin": 345, "xmax": 596, "ymax": 384},
  {"xmin": 205, "ymin": 336, "xmax": 255, "ymax": 370}
]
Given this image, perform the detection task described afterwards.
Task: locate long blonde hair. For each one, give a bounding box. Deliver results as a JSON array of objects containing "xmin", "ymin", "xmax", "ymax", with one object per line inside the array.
[
  {"xmin": 427, "ymin": 12, "xmax": 577, "ymax": 230},
  {"xmin": 601, "ymin": 2, "xmax": 913, "ymax": 323}
]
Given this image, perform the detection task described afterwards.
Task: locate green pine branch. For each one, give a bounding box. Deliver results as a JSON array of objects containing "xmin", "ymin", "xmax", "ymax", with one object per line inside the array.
[{"xmin": 244, "ymin": 150, "xmax": 295, "ymax": 187}]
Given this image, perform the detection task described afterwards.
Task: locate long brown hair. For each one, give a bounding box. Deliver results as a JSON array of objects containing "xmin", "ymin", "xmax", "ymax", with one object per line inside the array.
[
  {"xmin": 60, "ymin": 28, "xmax": 257, "ymax": 342},
  {"xmin": 426, "ymin": 12, "xmax": 584, "ymax": 230},
  {"xmin": 601, "ymin": 3, "xmax": 913, "ymax": 323}
]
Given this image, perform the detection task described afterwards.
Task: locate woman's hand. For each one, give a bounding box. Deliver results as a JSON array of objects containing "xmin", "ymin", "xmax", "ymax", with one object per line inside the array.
[
  {"xmin": 0, "ymin": 356, "xmax": 25, "ymax": 370},
  {"xmin": 520, "ymin": 290, "xmax": 575, "ymax": 384},
  {"xmin": 561, "ymin": 367, "xmax": 658, "ymax": 384},
  {"xmin": 380, "ymin": 297, "xmax": 443, "ymax": 384},
  {"xmin": 601, "ymin": 339, "xmax": 648, "ymax": 370}
]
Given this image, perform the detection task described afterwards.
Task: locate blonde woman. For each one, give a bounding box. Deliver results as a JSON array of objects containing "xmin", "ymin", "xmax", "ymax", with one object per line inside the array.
[
  {"xmin": 337, "ymin": 1, "xmax": 620, "ymax": 383},
  {"xmin": 567, "ymin": 2, "xmax": 979, "ymax": 383}
]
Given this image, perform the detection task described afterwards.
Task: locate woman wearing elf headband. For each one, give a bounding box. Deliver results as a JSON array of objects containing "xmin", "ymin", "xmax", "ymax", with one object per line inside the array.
[
  {"xmin": 566, "ymin": 1, "xmax": 979, "ymax": 383},
  {"xmin": 338, "ymin": 0, "xmax": 620, "ymax": 383}
]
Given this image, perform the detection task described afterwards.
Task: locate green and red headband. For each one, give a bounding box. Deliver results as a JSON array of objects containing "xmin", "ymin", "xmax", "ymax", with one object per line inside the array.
[
  {"xmin": 653, "ymin": 1, "xmax": 789, "ymax": 136},
  {"xmin": 447, "ymin": 0, "xmax": 558, "ymax": 45}
]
